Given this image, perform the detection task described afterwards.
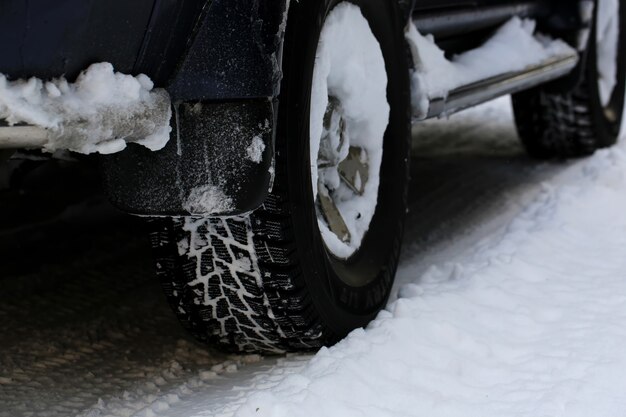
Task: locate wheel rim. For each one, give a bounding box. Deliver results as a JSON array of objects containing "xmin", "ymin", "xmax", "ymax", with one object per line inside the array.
[
  {"xmin": 596, "ymin": 0, "xmax": 620, "ymax": 111},
  {"xmin": 309, "ymin": 2, "xmax": 390, "ymax": 259}
]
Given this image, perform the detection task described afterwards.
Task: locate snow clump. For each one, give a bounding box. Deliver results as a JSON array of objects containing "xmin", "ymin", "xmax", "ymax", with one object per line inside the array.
[
  {"xmin": 0, "ymin": 62, "xmax": 172, "ymax": 154},
  {"xmin": 246, "ymin": 136, "xmax": 265, "ymax": 163}
]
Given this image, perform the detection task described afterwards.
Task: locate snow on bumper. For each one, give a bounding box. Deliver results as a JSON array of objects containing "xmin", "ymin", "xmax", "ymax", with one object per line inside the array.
[{"xmin": 0, "ymin": 62, "xmax": 171, "ymax": 154}]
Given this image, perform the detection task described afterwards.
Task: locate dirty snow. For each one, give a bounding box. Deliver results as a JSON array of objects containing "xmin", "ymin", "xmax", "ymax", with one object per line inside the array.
[
  {"xmin": 0, "ymin": 62, "xmax": 171, "ymax": 154},
  {"xmin": 406, "ymin": 17, "xmax": 577, "ymax": 118},
  {"xmin": 310, "ymin": 2, "xmax": 390, "ymax": 258},
  {"xmin": 3, "ymin": 97, "xmax": 626, "ymax": 416}
]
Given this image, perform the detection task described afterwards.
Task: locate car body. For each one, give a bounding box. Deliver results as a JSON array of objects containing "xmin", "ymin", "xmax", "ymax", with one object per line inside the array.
[{"xmin": 0, "ymin": 0, "xmax": 589, "ymax": 216}]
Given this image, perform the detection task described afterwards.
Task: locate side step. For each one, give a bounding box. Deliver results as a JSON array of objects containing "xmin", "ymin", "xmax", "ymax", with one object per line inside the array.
[
  {"xmin": 413, "ymin": 2, "xmax": 545, "ymax": 40},
  {"xmin": 426, "ymin": 53, "xmax": 579, "ymax": 119},
  {"xmin": 0, "ymin": 126, "xmax": 48, "ymax": 149}
]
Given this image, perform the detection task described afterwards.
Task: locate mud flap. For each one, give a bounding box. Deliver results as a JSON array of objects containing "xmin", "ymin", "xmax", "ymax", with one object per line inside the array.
[{"xmin": 100, "ymin": 100, "xmax": 274, "ymax": 216}]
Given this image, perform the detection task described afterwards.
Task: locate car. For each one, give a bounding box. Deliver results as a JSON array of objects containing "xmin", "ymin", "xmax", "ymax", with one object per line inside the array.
[{"xmin": 0, "ymin": 0, "xmax": 623, "ymax": 353}]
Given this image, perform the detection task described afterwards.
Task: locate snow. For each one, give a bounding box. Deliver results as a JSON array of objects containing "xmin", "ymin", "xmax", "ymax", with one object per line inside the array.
[
  {"xmin": 245, "ymin": 136, "xmax": 265, "ymax": 163},
  {"xmin": 0, "ymin": 62, "xmax": 172, "ymax": 154},
  {"xmin": 310, "ymin": 2, "xmax": 390, "ymax": 258},
  {"xmin": 3, "ymin": 97, "xmax": 626, "ymax": 417},
  {"xmin": 183, "ymin": 185, "xmax": 234, "ymax": 215},
  {"xmin": 406, "ymin": 17, "xmax": 577, "ymax": 118},
  {"xmin": 196, "ymin": 98, "xmax": 626, "ymax": 417},
  {"xmin": 596, "ymin": 0, "xmax": 620, "ymax": 106}
]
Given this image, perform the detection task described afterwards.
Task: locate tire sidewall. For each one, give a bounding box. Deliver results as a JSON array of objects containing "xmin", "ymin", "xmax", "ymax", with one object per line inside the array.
[{"xmin": 277, "ymin": 0, "xmax": 411, "ymax": 337}]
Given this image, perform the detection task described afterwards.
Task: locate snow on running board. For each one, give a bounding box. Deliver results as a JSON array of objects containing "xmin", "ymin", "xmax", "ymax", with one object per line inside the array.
[
  {"xmin": 406, "ymin": 17, "xmax": 577, "ymax": 119},
  {"xmin": 0, "ymin": 62, "xmax": 172, "ymax": 154}
]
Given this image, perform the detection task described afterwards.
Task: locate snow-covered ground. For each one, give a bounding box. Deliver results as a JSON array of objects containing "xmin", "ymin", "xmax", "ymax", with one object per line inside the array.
[{"xmin": 2, "ymin": 97, "xmax": 626, "ymax": 416}]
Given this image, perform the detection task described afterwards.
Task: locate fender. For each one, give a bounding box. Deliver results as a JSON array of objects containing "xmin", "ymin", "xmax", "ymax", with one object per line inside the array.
[
  {"xmin": 166, "ymin": 0, "xmax": 290, "ymax": 101},
  {"xmin": 103, "ymin": 0, "xmax": 290, "ymax": 216},
  {"xmin": 102, "ymin": 0, "xmax": 412, "ymax": 216}
]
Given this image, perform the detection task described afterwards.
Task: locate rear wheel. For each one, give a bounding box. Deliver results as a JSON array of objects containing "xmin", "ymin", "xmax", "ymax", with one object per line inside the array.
[
  {"xmin": 150, "ymin": 0, "xmax": 411, "ymax": 353},
  {"xmin": 512, "ymin": 0, "xmax": 626, "ymax": 158}
]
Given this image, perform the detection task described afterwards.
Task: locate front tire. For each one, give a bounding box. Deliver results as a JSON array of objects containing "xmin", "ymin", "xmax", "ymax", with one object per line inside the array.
[{"xmin": 150, "ymin": 0, "xmax": 411, "ymax": 353}]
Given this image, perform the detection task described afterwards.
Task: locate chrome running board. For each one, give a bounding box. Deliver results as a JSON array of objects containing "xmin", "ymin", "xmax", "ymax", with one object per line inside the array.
[
  {"xmin": 425, "ymin": 53, "xmax": 579, "ymax": 119},
  {"xmin": 0, "ymin": 57, "xmax": 579, "ymax": 149},
  {"xmin": 0, "ymin": 125, "xmax": 48, "ymax": 149}
]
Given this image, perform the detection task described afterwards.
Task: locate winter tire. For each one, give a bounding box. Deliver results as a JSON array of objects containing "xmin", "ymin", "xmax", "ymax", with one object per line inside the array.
[
  {"xmin": 512, "ymin": 0, "xmax": 626, "ymax": 158},
  {"xmin": 149, "ymin": 0, "xmax": 411, "ymax": 353}
]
